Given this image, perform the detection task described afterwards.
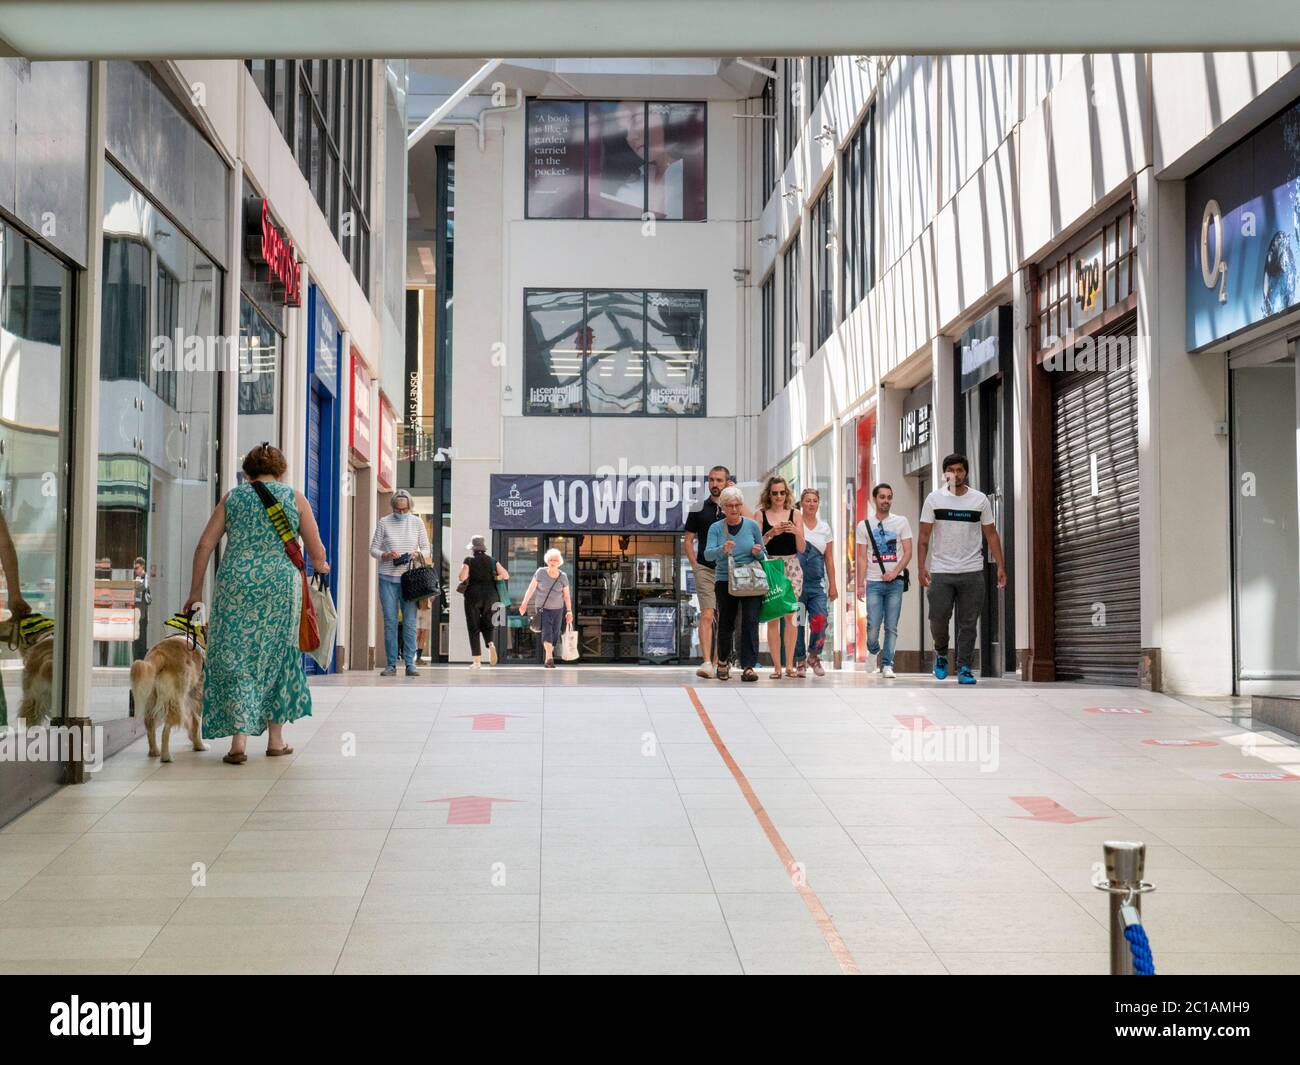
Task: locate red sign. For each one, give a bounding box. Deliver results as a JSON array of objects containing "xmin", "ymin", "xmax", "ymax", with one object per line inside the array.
[
  {"xmin": 244, "ymin": 197, "xmax": 301, "ymax": 307},
  {"xmin": 350, "ymin": 353, "xmax": 371, "ymax": 463},
  {"xmin": 1084, "ymin": 706, "xmax": 1151, "ymax": 715},
  {"xmin": 377, "ymin": 393, "xmax": 397, "ymax": 491}
]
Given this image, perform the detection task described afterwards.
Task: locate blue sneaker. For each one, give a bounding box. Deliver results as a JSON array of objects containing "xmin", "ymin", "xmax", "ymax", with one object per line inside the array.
[
  {"xmin": 933, "ymin": 655, "xmax": 948, "ymax": 680},
  {"xmin": 958, "ymin": 666, "xmax": 976, "ymax": 685}
]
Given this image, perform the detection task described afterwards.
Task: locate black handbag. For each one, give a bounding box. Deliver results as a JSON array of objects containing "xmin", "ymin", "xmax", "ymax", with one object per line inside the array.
[
  {"xmin": 401, "ymin": 553, "xmax": 441, "ymax": 603},
  {"xmin": 865, "ymin": 518, "xmax": 910, "ymax": 592}
]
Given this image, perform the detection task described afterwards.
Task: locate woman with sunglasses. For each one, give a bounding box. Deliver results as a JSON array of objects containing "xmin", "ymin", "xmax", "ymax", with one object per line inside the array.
[{"xmin": 757, "ymin": 475, "xmax": 805, "ymax": 679}]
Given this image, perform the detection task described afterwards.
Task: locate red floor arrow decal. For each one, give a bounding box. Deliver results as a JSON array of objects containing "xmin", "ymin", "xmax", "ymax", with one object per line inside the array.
[
  {"xmin": 423, "ymin": 795, "xmax": 521, "ymax": 824},
  {"xmin": 1009, "ymin": 796, "xmax": 1106, "ymax": 824},
  {"xmin": 894, "ymin": 714, "xmax": 942, "ymax": 731},
  {"xmin": 455, "ymin": 713, "xmax": 523, "ymax": 731}
]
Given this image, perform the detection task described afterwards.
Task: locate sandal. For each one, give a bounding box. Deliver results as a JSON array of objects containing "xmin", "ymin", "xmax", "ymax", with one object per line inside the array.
[
  {"xmin": 770, "ymin": 668, "xmax": 782, "ymax": 680},
  {"xmin": 741, "ymin": 669, "xmax": 758, "ymax": 682},
  {"xmin": 222, "ymin": 752, "xmax": 247, "ymax": 765},
  {"xmin": 785, "ymin": 668, "xmax": 798, "ymax": 678},
  {"xmin": 716, "ymin": 664, "xmax": 731, "ymax": 681},
  {"xmin": 266, "ymin": 745, "xmax": 293, "ymax": 757}
]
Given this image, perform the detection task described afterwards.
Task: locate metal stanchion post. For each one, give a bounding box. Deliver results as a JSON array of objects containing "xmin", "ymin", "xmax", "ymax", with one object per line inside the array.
[{"xmin": 1095, "ymin": 840, "xmax": 1153, "ymax": 975}]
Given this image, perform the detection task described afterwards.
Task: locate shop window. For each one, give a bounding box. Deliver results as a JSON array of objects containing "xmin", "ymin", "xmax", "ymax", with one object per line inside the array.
[
  {"xmin": 525, "ymin": 288, "xmax": 705, "ymax": 417},
  {"xmin": 760, "ymin": 63, "xmax": 778, "ymax": 200},
  {"xmin": 782, "ymin": 59, "xmax": 800, "ymax": 167},
  {"xmin": 92, "ymin": 162, "xmax": 221, "ymax": 722},
  {"xmin": 525, "ymin": 99, "xmax": 706, "ymax": 221},
  {"xmin": 237, "ymin": 295, "xmax": 283, "ymax": 465},
  {"xmin": 0, "ymin": 222, "xmax": 71, "ymax": 733}
]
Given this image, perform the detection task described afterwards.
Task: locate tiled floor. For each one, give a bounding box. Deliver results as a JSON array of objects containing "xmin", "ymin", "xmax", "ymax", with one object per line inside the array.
[{"xmin": 3, "ymin": 668, "xmax": 1300, "ymax": 974}]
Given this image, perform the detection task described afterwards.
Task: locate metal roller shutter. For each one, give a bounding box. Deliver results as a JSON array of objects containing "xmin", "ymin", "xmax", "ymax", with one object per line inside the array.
[{"xmin": 1051, "ymin": 320, "xmax": 1141, "ymax": 685}]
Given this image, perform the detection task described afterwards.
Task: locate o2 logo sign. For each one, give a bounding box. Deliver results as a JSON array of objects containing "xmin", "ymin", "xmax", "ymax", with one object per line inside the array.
[{"xmin": 1200, "ymin": 198, "xmax": 1228, "ymax": 304}]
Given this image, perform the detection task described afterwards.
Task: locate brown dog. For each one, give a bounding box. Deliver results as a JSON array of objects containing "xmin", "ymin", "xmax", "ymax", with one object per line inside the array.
[
  {"xmin": 17, "ymin": 635, "xmax": 54, "ymax": 726},
  {"xmin": 130, "ymin": 636, "xmax": 207, "ymax": 762}
]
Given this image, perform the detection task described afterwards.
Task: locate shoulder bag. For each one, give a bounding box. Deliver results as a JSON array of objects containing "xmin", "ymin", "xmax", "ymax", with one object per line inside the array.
[
  {"xmin": 250, "ymin": 480, "xmax": 321, "ymax": 653},
  {"xmin": 726, "ymin": 524, "xmax": 769, "ymax": 597},
  {"xmin": 529, "ymin": 572, "xmax": 562, "ymax": 634},
  {"xmin": 865, "ymin": 517, "xmax": 910, "ymax": 592}
]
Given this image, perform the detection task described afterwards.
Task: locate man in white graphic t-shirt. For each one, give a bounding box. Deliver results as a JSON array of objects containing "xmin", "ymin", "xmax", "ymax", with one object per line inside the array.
[
  {"xmin": 917, "ymin": 453, "xmax": 1006, "ymax": 685},
  {"xmin": 854, "ymin": 483, "xmax": 912, "ymax": 678}
]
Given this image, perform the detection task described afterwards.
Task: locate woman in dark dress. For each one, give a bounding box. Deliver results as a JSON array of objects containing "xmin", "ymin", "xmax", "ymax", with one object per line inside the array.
[{"xmin": 457, "ymin": 534, "xmax": 509, "ymax": 667}]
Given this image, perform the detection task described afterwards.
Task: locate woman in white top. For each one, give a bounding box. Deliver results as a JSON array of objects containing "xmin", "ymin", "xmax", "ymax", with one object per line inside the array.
[
  {"xmin": 517, "ymin": 547, "xmax": 573, "ymax": 668},
  {"xmin": 794, "ymin": 488, "xmax": 838, "ymax": 677}
]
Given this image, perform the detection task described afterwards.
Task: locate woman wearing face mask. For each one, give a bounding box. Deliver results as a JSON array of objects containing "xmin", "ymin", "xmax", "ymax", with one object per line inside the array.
[{"xmin": 370, "ymin": 489, "xmax": 431, "ymax": 677}]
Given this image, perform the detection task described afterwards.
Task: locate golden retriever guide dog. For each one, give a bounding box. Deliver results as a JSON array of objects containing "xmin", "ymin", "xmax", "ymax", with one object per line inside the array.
[{"xmin": 130, "ymin": 616, "xmax": 208, "ymax": 762}]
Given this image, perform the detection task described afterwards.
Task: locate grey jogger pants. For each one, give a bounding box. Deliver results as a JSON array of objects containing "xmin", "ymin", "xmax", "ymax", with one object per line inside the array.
[{"xmin": 927, "ymin": 570, "xmax": 984, "ymax": 668}]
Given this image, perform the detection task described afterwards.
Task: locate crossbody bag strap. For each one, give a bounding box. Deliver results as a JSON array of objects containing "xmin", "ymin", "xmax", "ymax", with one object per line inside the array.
[
  {"xmin": 865, "ymin": 516, "xmax": 887, "ymax": 573},
  {"xmin": 249, "ymin": 480, "xmax": 305, "ymax": 573}
]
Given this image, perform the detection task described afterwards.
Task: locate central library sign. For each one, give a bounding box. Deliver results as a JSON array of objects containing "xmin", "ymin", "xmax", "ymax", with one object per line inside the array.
[{"xmin": 490, "ymin": 474, "xmax": 708, "ymax": 532}]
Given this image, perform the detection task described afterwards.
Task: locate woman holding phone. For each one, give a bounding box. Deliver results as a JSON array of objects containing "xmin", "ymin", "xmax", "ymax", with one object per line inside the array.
[{"xmin": 757, "ymin": 476, "xmax": 805, "ymax": 679}]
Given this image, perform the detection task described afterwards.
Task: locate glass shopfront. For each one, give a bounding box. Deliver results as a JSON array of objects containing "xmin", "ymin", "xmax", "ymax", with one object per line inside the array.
[
  {"xmin": 0, "ymin": 220, "xmax": 74, "ymax": 818},
  {"xmin": 495, "ymin": 531, "xmax": 695, "ymax": 664},
  {"xmin": 236, "ymin": 295, "xmax": 283, "ymax": 467},
  {"xmin": 91, "ymin": 162, "xmax": 222, "ymax": 724}
]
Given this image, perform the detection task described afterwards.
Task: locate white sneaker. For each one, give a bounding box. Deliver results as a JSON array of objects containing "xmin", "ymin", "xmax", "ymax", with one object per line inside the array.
[
  {"xmin": 882, "ymin": 665, "xmax": 896, "ymax": 679},
  {"xmin": 695, "ymin": 661, "xmax": 715, "ymax": 679},
  {"xmin": 470, "ymin": 661, "xmax": 481, "ymax": 669}
]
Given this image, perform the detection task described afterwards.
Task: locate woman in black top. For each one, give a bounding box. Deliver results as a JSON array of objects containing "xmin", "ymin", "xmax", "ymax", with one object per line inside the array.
[
  {"xmin": 758, "ymin": 476, "xmax": 805, "ymax": 679},
  {"xmin": 457, "ymin": 535, "xmax": 510, "ymax": 667}
]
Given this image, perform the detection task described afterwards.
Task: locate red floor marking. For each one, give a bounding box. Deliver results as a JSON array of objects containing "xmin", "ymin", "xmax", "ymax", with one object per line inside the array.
[
  {"xmin": 1142, "ymin": 739, "xmax": 1217, "ymax": 747},
  {"xmin": 894, "ymin": 714, "xmax": 941, "ymax": 731},
  {"xmin": 1220, "ymin": 771, "xmax": 1300, "ymax": 782},
  {"xmin": 1009, "ymin": 796, "xmax": 1106, "ymax": 824},
  {"xmin": 423, "ymin": 795, "xmax": 521, "ymax": 824},
  {"xmin": 1084, "ymin": 706, "xmax": 1151, "ymax": 715},
  {"xmin": 455, "ymin": 713, "xmax": 522, "ymax": 731},
  {"xmin": 685, "ymin": 686, "xmax": 861, "ymax": 976}
]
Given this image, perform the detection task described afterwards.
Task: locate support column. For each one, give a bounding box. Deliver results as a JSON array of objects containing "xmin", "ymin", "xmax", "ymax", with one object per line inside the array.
[
  {"xmin": 1011, "ymin": 269, "xmax": 1034, "ymax": 678},
  {"xmin": 64, "ymin": 62, "xmax": 107, "ymax": 732}
]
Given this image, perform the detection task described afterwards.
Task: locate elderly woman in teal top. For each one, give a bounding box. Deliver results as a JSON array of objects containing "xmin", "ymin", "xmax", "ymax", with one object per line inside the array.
[
  {"xmin": 183, "ymin": 444, "xmax": 330, "ymax": 764},
  {"xmin": 704, "ymin": 485, "xmax": 766, "ymax": 682}
]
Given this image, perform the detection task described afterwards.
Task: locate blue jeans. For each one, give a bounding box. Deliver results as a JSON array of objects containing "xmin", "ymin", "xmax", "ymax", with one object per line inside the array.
[
  {"xmin": 794, "ymin": 583, "xmax": 829, "ymax": 662},
  {"xmin": 865, "ymin": 580, "xmax": 905, "ymax": 666},
  {"xmin": 379, "ymin": 578, "xmax": 418, "ymax": 668}
]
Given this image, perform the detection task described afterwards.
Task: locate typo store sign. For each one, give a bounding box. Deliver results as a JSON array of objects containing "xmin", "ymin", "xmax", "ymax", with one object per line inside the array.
[
  {"xmin": 244, "ymin": 197, "xmax": 301, "ymax": 307},
  {"xmin": 490, "ymin": 474, "xmax": 707, "ymax": 532}
]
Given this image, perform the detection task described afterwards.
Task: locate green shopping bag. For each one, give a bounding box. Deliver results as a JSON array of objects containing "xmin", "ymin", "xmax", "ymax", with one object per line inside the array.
[{"xmin": 758, "ymin": 558, "xmax": 798, "ymax": 623}]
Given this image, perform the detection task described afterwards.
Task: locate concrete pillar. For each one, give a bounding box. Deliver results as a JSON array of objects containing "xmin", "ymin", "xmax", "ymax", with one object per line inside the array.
[
  {"xmin": 930, "ymin": 334, "xmax": 956, "ymax": 492},
  {"xmin": 1011, "ymin": 269, "xmax": 1033, "ymax": 675}
]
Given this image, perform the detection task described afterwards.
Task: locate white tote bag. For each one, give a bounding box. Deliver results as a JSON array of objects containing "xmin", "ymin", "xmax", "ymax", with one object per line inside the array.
[
  {"xmin": 560, "ymin": 622, "xmax": 580, "ymax": 661},
  {"xmin": 308, "ymin": 574, "xmax": 338, "ymax": 670}
]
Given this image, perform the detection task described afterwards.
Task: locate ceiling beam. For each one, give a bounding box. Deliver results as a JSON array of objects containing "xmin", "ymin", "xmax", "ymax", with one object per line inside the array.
[{"xmin": 1, "ymin": 0, "xmax": 1298, "ymax": 59}]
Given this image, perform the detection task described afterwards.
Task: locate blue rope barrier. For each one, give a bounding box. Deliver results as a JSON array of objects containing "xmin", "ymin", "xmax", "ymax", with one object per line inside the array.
[{"xmin": 1124, "ymin": 923, "xmax": 1156, "ymax": 975}]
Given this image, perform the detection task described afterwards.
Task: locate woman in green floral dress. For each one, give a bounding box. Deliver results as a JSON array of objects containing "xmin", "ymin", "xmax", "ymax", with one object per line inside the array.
[{"xmin": 183, "ymin": 444, "xmax": 329, "ymax": 764}]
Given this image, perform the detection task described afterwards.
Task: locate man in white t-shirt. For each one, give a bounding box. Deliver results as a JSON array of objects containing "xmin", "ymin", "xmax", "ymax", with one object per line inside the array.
[
  {"xmin": 917, "ymin": 453, "xmax": 1006, "ymax": 685},
  {"xmin": 855, "ymin": 483, "xmax": 913, "ymax": 678}
]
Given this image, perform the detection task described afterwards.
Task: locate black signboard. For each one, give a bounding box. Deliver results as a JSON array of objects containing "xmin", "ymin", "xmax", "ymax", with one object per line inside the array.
[{"xmin": 958, "ymin": 304, "xmax": 1012, "ymax": 392}]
